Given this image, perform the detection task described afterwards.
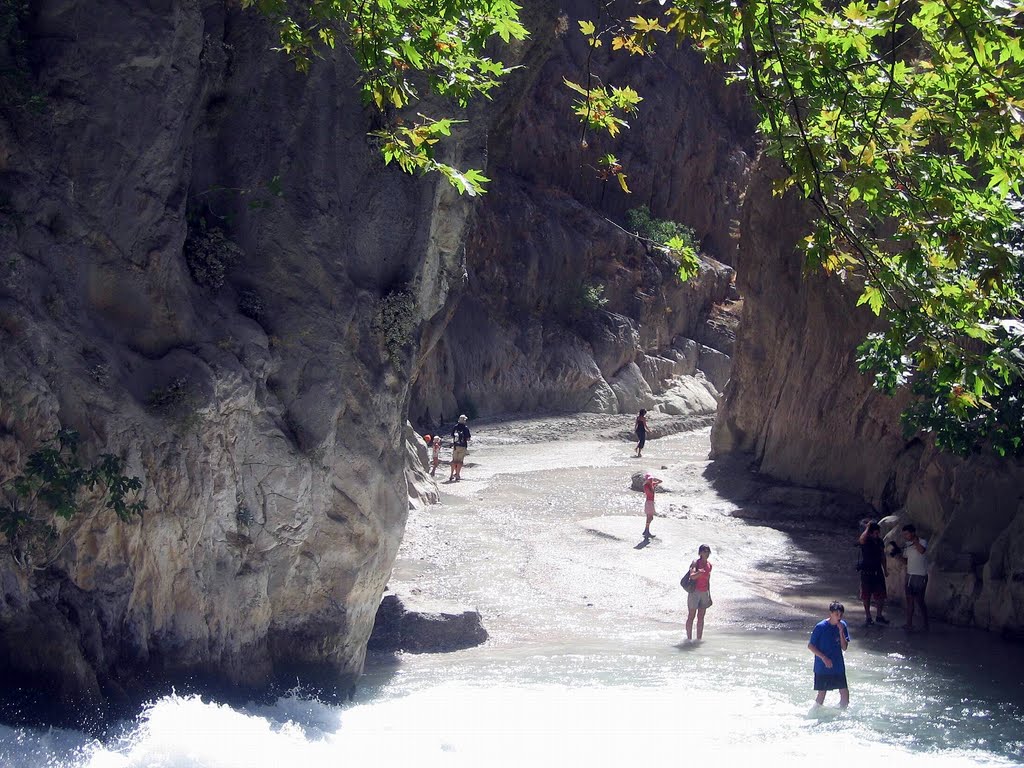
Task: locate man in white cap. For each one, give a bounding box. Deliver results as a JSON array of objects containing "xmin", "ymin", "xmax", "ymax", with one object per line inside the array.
[{"xmin": 449, "ymin": 414, "xmax": 471, "ymax": 481}]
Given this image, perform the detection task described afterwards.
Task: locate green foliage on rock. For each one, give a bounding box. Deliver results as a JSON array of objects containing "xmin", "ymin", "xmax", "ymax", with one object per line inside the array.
[
  {"xmin": 578, "ymin": 282, "xmax": 608, "ymax": 312},
  {"xmin": 184, "ymin": 222, "xmax": 243, "ymax": 290},
  {"xmin": 626, "ymin": 206, "xmax": 701, "ymax": 280},
  {"xmin": 245, "ymin": 0, "xmax": 1024, "ymax": 455},
  {"xmin": 0, "ymin": 0, "xmax": 44, "ymax": 111},
  {"xmin": 577, "ymin": 0, "xmax": 1024, "ymax": 456},
  {"xmin": 0, "ymin": 429, "xmax": 145, "ymax": 568},
  {"xmin": 148, "ymin": 377, "xmax": 203, "ymax": 433},
  {"xmin": 373, "ymin": 290, "xmax": 417, "ymax": 362},
  {"xmin": 238, "ymin": 289, "xmax": 264, "ymax": 320}
]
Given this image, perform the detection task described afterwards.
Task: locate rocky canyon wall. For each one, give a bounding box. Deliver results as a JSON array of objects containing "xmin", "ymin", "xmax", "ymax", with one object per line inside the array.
[
  {"xmin": 0, "ymin": 0, "xmax": 480, "ymax": 721},
  {"xmin": 713, "ymin": 159, "xmax": 1024, "ymax": 635},
  {"xmin": 410, "ymin": 0, "xmax": 756, "ymax": 427}
]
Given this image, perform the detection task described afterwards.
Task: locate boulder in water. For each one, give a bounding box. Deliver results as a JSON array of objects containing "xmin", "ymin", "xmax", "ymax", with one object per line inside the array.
[{"xmin": 368, "ymin": 593, "xmax": 487, "ymax": 653}]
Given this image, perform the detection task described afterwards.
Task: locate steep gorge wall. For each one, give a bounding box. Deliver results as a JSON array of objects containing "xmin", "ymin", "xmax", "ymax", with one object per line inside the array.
[
  {"xmin": 0, "ymin": 0, "xmax": 479, "ymax": 720},
  {"xmin": 410, "ymin": 2, "xmax": 756, "ymax": 425},
  {"xmin": 713, "ymin": 159, "xmax": 1024, "ymax": 634}
]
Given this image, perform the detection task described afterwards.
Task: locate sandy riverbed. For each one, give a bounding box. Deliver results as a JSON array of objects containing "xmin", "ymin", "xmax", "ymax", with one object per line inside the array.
[{"xmin": 393, "ymin": 417, "xmax": 855, "ymax": 645}]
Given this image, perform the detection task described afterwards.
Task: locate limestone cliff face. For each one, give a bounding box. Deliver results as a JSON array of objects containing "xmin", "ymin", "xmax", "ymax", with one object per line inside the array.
[
  {"xmin": 0, "ymin": 0, "xmax": 475, "ymax": 720},
  {"xmin": 410, "ymin": 2, "xmax": 755, "ymax": 425},
  {"xmin": 712, "ymin": 159, "xmax": 1024, "ymax": 635}
]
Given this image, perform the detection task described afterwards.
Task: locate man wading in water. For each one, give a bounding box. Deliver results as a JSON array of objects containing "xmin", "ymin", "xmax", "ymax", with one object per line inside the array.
[{"xmin": 808, "ymin": 602, "xmax": 851, "ymax": 708}]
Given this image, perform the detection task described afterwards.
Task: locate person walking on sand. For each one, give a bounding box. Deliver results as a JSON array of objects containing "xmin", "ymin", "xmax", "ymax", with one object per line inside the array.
[
  {"xmin": 857, "ymin": 521, "xmax": 889, "ymax": 626},
  {"xmin": 901, "ymin": 524, "xmax": 929, "ymax": 631},
  {"xmin": 685, "ymin": 545, "xmax": 713, "ymax": 640},
  {"xmin": 634, "ymin": 409, "xmax": 648, "ymax": 457},
  {"xmin": 430, "ymin": 435, "xmax": 442, "ymax": 477},
  {"xmin": 808, "ymin": 601, "xmax": 851, "ymax": 708},
  {"xmin": 642, "ymin": 472, "xmax": 661, "ymax": 538},
  {"xmin": 449, "ymin": 414, "xmax": 471, "ymax": 482}
]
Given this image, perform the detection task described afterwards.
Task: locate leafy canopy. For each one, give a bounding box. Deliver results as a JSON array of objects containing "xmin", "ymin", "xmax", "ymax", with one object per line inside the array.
[
  {"xmin": 1, "ymin": 429, "xmax": 145, "ymax": 568},
  {"xmin": 242, "ymin": 0, "xmax": 527, "ymax": 195},
  {"xmin": 247, "ymin": 0, "xmax": 1024, "ymax": 455},
  {"xmin": 579, "ymin": 0, "xmax": 1024, "ymax": 456},
  {"xmin": 626, "ymin": 206, "xmax": 701, "ymax": 279}
]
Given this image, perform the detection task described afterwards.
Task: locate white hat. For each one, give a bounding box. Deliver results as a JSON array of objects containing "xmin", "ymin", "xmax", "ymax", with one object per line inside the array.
[{"xmin": 458, "ymin": 414, "xmax": 468, "ymax": 423}]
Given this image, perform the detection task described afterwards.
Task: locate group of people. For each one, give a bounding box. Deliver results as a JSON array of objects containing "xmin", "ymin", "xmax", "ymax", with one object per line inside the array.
[
  {"xmin": 433, "ymin": 409, "xmax": 930, "ymax": 710},
  {"xmin": 805, "ymin": 521, "xmax": 930, "ymax": 708},
  {"xmin": 424, "ymin": 414, "xmax": 472, "ymax": 482},
  {"xmin": 670, "ymin": 521, "xmax": 930, "ymax": 708},
  {"xmin": 641, "ymin": 433, "xmax": 928, "ymax": 709},
  {"xmin": 857, "ymin": 520, "xmax": 929, "ymax": 631}
]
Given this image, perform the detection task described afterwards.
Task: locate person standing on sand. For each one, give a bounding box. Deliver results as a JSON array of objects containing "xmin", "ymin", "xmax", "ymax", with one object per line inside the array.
[
  {"xmin": 430, "ymin": 435, "xmax": 442, "ymax": 477},
  {"xmin": 634, "ymin": 409, "xmax": 648, "ymax": 457},
  {"xmin": 857, "ymin": 521, "xmax": 889, "ymax": 626},
  {"xmin": 901, "ymin": 524, "xmax": 929, "ymax": 631},
  {"xmin": 685, "ymin": 544, "xmax": 713, "ymax": 640},
  {"xmin": 449, "ymin": 414, "xmax": 471, "ymax": 482},
  {"xmin": 808, "ymin": 601, "xmax": 851, "ymax": 708},
  {"xmin": 642, "ymin": 472, "xmax": 661, "ymax": 538}
]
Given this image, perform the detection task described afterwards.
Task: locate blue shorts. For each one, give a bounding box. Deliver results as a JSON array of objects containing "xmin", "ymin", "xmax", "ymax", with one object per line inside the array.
[{"xmin": 814, "ymin": 673, "xmax": 848, "ymax": 691}]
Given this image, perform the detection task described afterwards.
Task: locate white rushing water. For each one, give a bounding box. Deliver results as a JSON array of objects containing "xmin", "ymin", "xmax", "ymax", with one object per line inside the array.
[{"xmin": 2, "ymin": 422, "xmax": 1022, "ymax": 767}]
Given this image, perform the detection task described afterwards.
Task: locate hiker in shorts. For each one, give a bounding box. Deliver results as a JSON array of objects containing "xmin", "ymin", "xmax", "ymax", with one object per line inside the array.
[
  {"xmin": 685, "ymin": 545, "xmax": 713, "ymax": 640},
  {"xmin": 901, "ymin": 524, "xmax": 929, "ymax": 631},
  {"xmin": 430, "ymin": 435, "xmax": 442, "ymax": 477},
  {"xmin": 808, "ymin": 601, "xmax": 851, "ymax": 708},
  {"xmin": 642, "ymin": 472, "xmax": 661, "ymax": 539},
  {"xmin": 449, "ymin": 414, "xmax": 471, "ymax": 482},
  {"xmin": 857, "ymin": 521, "xmax": 889, "ymax": 626}
]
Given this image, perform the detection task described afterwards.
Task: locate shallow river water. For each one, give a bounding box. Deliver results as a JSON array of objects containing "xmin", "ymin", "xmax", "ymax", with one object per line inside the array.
[{"xmin": 2, "ymin": 422, "xmax": 1023, "ymax": 766}]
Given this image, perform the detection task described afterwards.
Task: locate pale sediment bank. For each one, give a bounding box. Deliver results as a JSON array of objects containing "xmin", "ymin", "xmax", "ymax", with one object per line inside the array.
[
  {"xmin": 389, "ymin": 415, "xmax": 1024, "ymax": 664},
  {"xmin": 392, "ymin": 417, "xmax": 858, "ymax": 642}
]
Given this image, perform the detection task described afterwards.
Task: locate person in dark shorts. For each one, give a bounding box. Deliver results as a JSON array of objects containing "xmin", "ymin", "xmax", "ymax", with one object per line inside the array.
[
  {"xmin": 634, "ymin": 409, "xmax": 648, "ymax": 457},
  {"xmin": 808, "ymin": 601, "xmax": 851, "ymax": 708},
  {"xmin": 857, "ymin": 521, "xmax": 889, "ymax": 626},
  {"xmin": 449, "ymin": 414, "xmax": 471, "ymax": 482}
]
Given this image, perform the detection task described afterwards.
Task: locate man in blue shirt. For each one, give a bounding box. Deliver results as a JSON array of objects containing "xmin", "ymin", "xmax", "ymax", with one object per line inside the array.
[{"xmin": 808, "ymin": 601, "xmax": 851, "ymax": 708}]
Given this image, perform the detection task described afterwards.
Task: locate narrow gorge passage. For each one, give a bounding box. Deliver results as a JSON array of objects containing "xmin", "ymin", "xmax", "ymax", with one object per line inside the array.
[{"xmin": 2, "ymin": 421, "xmax": 1022, "ymax": 766}]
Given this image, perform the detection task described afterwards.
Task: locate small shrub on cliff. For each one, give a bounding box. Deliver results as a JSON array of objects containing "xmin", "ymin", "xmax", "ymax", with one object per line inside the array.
[
  {"xmin": 373, "ymin": 290, "xmax": 417, "ymax": 362},
  {"xmin": 148, "ymin": 377, "xmax": 202, "ymax": 432},
  {"xmin": 183, "ymin": 221, "xmax": 243, "ymax": 290},
  {"xmin": 0, "ymin": 0, "xmax": 45, "ymax": 112},
  {"xmin": 577, "ymin": 282, "xmax": 608, "ymax": 312},
  {"xmin": 625, "ymin": 206, "xmax": 700, "ymax": 280},
  {"xmin": 238, "ymin": 289, "xmax": 263, "ymax": 320},
  {"xmin": 0, "ymin": 428, "xmax": 145, "ymax": 568}
]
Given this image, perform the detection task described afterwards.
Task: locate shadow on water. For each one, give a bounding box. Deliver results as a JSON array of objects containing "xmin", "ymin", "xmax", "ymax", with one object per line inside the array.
[
  {"xmin": 701, "ymin": 453, "xmax": 1024, "ymax": 738},
  {"xmin": 672, "ymin": 639, "xmax": 706, "ymax": 652}
]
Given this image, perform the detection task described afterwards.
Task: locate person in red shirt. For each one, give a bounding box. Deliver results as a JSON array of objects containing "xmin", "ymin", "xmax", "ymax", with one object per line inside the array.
[
  {"xmin": 642, "ymin": 473, "xmax": 661, "ymax": 539},
  {"xmin": 685, "ymin": 545, "xmax": 713, "ymax": 640}
]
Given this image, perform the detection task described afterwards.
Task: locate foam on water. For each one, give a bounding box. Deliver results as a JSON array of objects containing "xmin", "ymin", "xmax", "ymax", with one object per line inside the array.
[
  {"xmin": 1, "ymin": 676, "xmax": 1018, "ymax": 768},
  {"xmin": 4, "ymin": 425, "xmax": 1023, "ymax": 767}
]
